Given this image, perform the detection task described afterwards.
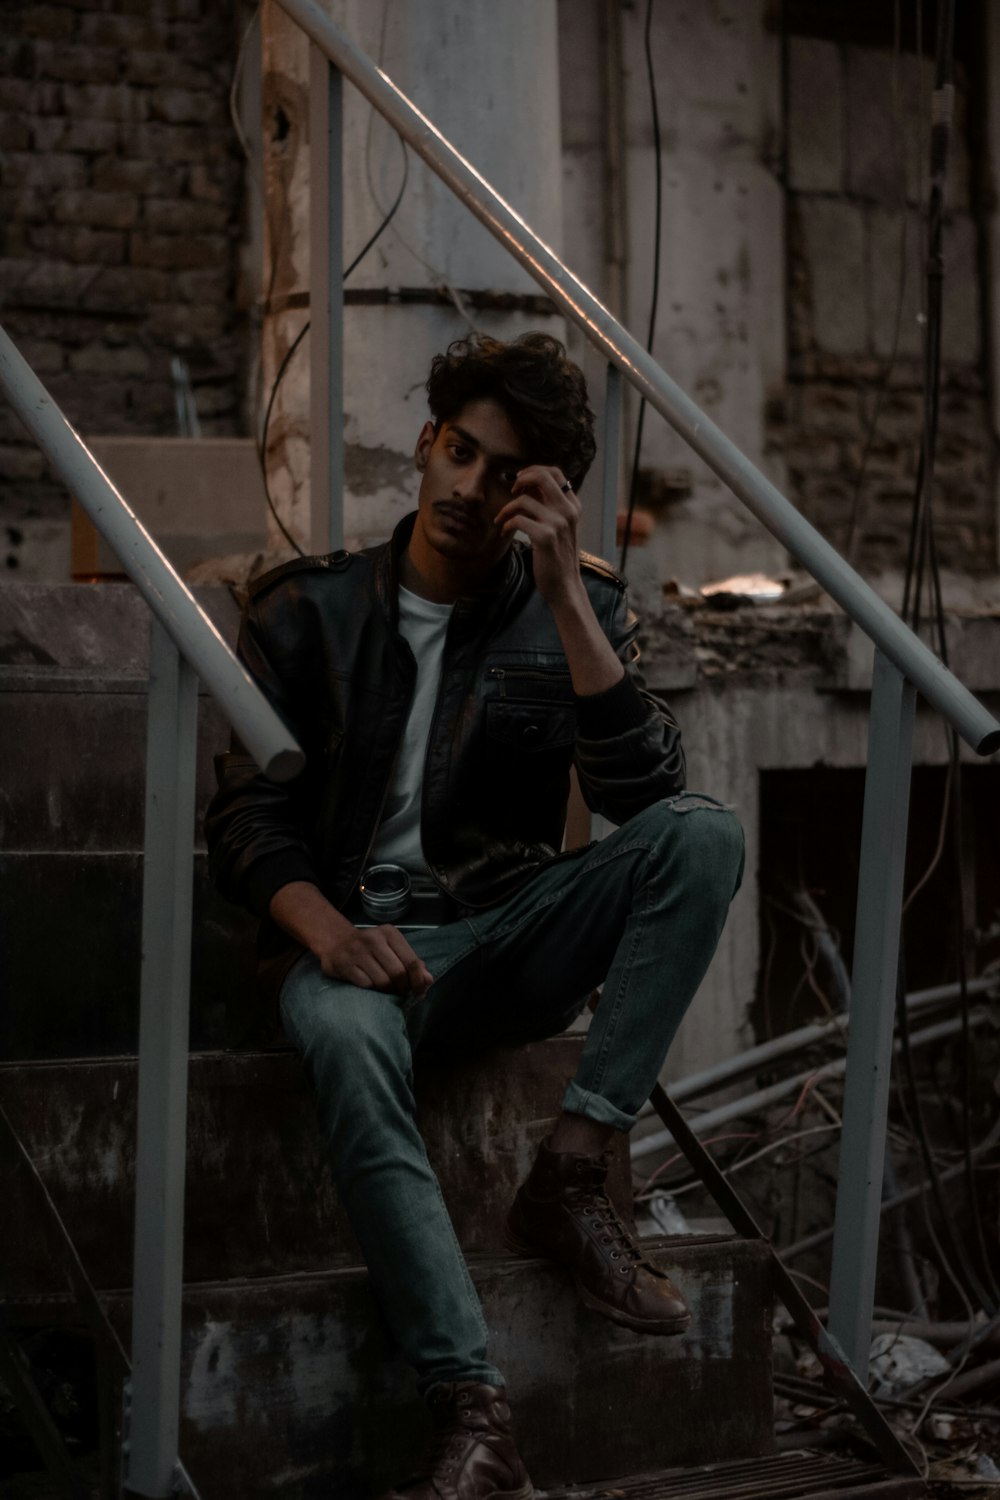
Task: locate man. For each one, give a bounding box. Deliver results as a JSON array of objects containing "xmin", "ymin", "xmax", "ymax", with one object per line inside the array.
[{"xmin": 206, "ymin": 332, "xmax": 744, "ymax": 1500}]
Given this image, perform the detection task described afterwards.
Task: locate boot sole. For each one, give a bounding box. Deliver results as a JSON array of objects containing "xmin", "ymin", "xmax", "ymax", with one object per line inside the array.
[{"xmin": 503, "ymin": 1224, "xmax": 691, "ymax": 1337}]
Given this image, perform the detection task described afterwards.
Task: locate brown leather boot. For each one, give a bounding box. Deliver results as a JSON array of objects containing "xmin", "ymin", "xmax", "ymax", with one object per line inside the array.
[
  {"xmin": 505, "ymin": 1138, "xmax": 690, "ymax": 1336},
  {"xmin": 378, "ymin": 1381, "xmax": 534, "ymax": 1500}
]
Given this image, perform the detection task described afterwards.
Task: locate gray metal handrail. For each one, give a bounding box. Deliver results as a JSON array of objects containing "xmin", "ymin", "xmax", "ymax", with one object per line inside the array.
[
  {"xmin": 278, "ymin": 0, "xmax": 1000, "ymax": 758},
  {"xmin": 0, "ymin": 326, "xmax": 303, "ymax": 783}
]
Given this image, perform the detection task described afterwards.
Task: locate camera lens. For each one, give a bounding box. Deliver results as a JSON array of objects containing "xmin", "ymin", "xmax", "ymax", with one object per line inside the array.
[{"xmin": 359, "ymin": 864, "xmax": 411, "ymax": 923}]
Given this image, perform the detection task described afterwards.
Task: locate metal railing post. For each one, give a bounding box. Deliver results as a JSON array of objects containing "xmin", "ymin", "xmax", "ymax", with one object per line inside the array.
[
  {"xmin": 126, "ymin": 618, "xmax": 199, "ymax": 1498},
  {"xmin": 309, "ymin": 47, "xmax": 345, "ymax": 555},
  {"xmin": 827, "ymin": 648, "xmax": 916, "ymax": 1381},
  {"xmin": 599, "ymin": 362, "xmax": 622, "ymax": 565}
]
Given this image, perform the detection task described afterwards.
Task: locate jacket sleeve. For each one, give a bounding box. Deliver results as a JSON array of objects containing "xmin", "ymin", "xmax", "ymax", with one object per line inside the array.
[
  {"xmin": 572, "ymin": 583, "xmax": 686, "ymax": 824},
  {"xmin": 204, "ymin": 599, "xmax": 323, "ymax": 919}
]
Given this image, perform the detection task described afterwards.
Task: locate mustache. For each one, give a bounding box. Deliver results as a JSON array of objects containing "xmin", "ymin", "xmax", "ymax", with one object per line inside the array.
[{"xmin": 434, "ymin": 502, "xmax": 487, "ymax": 528}]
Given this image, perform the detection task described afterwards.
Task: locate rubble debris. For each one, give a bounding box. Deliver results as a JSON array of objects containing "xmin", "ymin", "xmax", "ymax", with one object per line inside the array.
[
  {"xmin": 868, "ymin": 1334, "xmax": 951, "ymax": 1397},
  {"xmin": 701, "ymin": 571, "xmax": 791, "ymax": 605}
]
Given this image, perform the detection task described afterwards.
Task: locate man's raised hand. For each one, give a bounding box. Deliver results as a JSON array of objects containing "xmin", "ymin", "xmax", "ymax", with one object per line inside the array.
[{"xmin": 493, "ymin": 465, "xmax": 583, "ymax": 607}]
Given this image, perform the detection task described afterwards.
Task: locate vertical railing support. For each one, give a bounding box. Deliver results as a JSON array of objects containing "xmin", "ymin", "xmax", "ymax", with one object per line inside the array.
[
  {"xmin": 126, "ymin": 618, "xmax": 199, "ymax": 1498},
  {"xmin": 600, "ymin": 362, "xmax": 622, "ymax": 565},
  {"xmin": 309, "ymin": 48, "xmax": 345, "ymax": 555},
  {"xmin": 828, "ymin": 648, "xmax": 916, "ymax": 1381}
]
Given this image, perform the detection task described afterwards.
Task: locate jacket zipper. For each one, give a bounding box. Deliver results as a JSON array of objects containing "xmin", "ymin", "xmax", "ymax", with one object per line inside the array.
[
  {"xmin": 489, "ymin": 665, "xmax": 568, "ymax": 697},
  {"xmin": 489, "ymin": 667, "xmax": 565, "ymax": 680},
  {"xmin": 421, "ymin": 617, "xmax": 466, "ymax": 896}
]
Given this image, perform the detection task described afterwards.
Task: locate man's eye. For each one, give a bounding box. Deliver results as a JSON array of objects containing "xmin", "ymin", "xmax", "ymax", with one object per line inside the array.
[
  {"xmin": 497, "ymin": 469, "xmax": 518, "ymax": 489},
  {"xmin": 449, "ymin": 444, "xmax": 470, "ymax": 461}
]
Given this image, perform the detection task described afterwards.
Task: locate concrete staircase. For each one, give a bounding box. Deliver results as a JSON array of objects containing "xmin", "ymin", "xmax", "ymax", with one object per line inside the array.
[
  {"xmin": 0, "ymin": 581, "xmax": 913, "ymax": 1498},
  {"xmin": 1, "ymin": 1046, "xmax": 774, "ymax": 1497}
]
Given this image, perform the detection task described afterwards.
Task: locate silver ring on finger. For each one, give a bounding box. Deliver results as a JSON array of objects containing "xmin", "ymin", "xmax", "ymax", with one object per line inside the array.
[{"xmin": 560, "ymin": 480, "xmax": 573, "ymax": 494}]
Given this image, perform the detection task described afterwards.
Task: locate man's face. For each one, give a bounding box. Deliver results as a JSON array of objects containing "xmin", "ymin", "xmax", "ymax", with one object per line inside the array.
[{"xmin": 412, "ymin": 397, "xmax": 528, "ymax": 573}]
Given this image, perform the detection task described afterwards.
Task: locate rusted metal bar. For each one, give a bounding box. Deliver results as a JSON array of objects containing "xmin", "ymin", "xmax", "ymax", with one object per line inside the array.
[
  {"xmin": 0, "ymin": 1314, "xmax": 89, "ymax": 1499},
  {"xmin": 1, "ymin": 1103, "xmax": 129, "ymax": 1493},
  {"xmin": 647, "ymin": 1083, "xmax": 919, "ymax": 1480},
  {"xmin": 0, "ymin": 1104, "xmax": 129, "ymax": 1376}
]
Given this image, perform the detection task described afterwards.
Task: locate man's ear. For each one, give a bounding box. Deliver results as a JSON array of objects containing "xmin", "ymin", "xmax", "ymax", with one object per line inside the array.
[{"xmin": 414, "ymin": 420, "xmax": 436, "ymax": 472}]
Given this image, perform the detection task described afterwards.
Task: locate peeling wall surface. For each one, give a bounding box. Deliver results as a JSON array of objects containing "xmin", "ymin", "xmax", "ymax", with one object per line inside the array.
[
  {"xmin": 777, "ymin": 26, "xmax": 997, "ymax": 577},
  {"xmin": 558, "ymin": 0, "xmax": 789, "ymax": 589}
]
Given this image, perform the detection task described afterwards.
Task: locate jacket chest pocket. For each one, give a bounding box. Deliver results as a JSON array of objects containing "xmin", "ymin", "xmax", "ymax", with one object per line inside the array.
[
  {"xmin": 485, "ymin": 667, "xmax": 576, "ymax": 753},
  {"xmin": 486, "ymin": 699, "xmax": 577, "ymax": 752}
]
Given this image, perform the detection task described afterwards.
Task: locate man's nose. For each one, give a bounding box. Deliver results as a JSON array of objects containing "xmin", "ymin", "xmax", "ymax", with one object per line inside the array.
[{"xmin": 454, "ymin": 458, "xmax": 488, "ymax": 502}]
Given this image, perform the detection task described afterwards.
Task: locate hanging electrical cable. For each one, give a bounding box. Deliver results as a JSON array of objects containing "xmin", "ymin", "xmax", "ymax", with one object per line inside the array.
[
  {"xmin": 619, "ymin": 0, "xmax": 662, "ymax": 576},
  {"xmin": 894, "ymin": 0, "xmax": 999, "ymax": 1316},
  {"xmin": 257, "ymin": 136, "xmax": 411, "ymax": 558}
]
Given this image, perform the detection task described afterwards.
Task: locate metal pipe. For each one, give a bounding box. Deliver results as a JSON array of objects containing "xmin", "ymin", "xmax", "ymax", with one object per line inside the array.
[
  {"xmin": 829, "ymin": 653, "xmax": 915, "ymax": 1381},
  {"xmin": 0, "ymin": 326, "xmax": 304, "ymax": 783},
  {"xmin": 782, "ymin": 1118, "xmax": 1000, "ymax": 1261},
  {"xmin": 600, "ymin": 363, "xmax": 623, "ymax": 566},
  {"xmin": 127, "ymin": 622, "xmax": 197, "ymax": 1498},
  {"xmin": 274, "ymin": 0, "xmax": 1000, "ymax": 755},
  {"xmin": 636, "ymin": 975, "xmax": 998, "ymax": 1116},
  {"xmin": 631, "ymin": 1007, "xmax": 992, "ymax": 1160}
]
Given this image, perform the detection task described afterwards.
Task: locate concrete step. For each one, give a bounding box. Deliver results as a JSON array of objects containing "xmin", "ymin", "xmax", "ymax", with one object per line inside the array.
[
  {"xmin": 93, "ymin": 1239, "xmax": 772, "ymax": 1497},
  {"xmin": 0, "ymin": 1040, "xmax": 634, "ymax": 1281},
  {"xmin": 0, "ymin": 584, "xmax": 258, "ymax": 1059},
  {"xmin": 0, "ymin": 851, "xmax": 260, "ymax": 1057}
]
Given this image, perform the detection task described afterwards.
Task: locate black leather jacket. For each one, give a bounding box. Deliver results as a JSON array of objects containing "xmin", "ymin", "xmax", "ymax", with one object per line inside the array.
[{"xmin": 205, "ymin": 514, "xmax": 685, "ymax": 999}]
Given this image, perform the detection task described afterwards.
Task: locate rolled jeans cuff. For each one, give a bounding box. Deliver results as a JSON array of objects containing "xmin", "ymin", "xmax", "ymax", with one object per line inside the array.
[{"xmin": 562, "ymin": 1080, "xmax": 637, "ymax": 1133}]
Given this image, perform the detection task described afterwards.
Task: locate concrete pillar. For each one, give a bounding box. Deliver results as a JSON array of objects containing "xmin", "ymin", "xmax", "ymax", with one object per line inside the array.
[
  {"xmin": 259, "ymin": 0, "xmax": 565, "ymax": 552},
  {"xmin": 557, "ymin": 0, "xmax": 790, "ymax": 590}
]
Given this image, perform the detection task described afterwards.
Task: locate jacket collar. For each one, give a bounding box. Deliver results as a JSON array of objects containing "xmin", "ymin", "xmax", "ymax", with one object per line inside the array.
[{"xmin": 374, "ymin": 512, "xmax": 526, "ymax": 634}]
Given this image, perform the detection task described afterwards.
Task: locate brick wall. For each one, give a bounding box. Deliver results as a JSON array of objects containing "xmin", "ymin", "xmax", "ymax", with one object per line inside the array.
[
  {"xmin": 774, "ymin": 34, "xmax": 996, "ymax": 576},
  {"xmin": 0, "ymin": 0, "xmax": 248, "ymax": 578}
]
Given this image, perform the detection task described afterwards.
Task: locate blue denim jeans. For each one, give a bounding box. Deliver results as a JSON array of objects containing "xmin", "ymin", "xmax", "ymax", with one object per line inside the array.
[{"xmin": 279, "ymin": 794, "xmax": 744, "ymax": 1395}]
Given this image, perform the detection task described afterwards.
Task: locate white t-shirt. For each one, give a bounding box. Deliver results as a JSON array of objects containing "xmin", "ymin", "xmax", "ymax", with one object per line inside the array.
[{"xmin": 368, "ymin": 585, "xmax": 453, "ymax": 874}]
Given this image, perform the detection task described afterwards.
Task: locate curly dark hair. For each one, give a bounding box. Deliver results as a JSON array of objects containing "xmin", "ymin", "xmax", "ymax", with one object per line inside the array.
[{"xmin": 425, "ymin": 332, "xmax": 597, "ymax": 489}]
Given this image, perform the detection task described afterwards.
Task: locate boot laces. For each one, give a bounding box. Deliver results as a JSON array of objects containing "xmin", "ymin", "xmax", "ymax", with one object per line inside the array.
[
  {"xmin": 569, "ymin": 1157, "xmax": 646, "ymax": 1267},
  {"xmin": 418, "ymin": 1391, "xmax": 494, "ymax": 1479}
]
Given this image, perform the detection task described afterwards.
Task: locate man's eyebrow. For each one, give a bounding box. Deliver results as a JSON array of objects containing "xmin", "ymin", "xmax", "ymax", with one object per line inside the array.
[{"xmin": 446, "ymin": 423, "xmax": 524, "ymax": 469}]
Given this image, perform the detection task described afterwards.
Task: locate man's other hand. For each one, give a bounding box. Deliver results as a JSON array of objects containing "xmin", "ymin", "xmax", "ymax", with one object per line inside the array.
[
  {"xmin": 269, "ymin": 881, "xmax": 434, "ymax": 998},
  {"xmin": 316, "ymin": 922, "xmax": 434, "ymax": 998}
]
